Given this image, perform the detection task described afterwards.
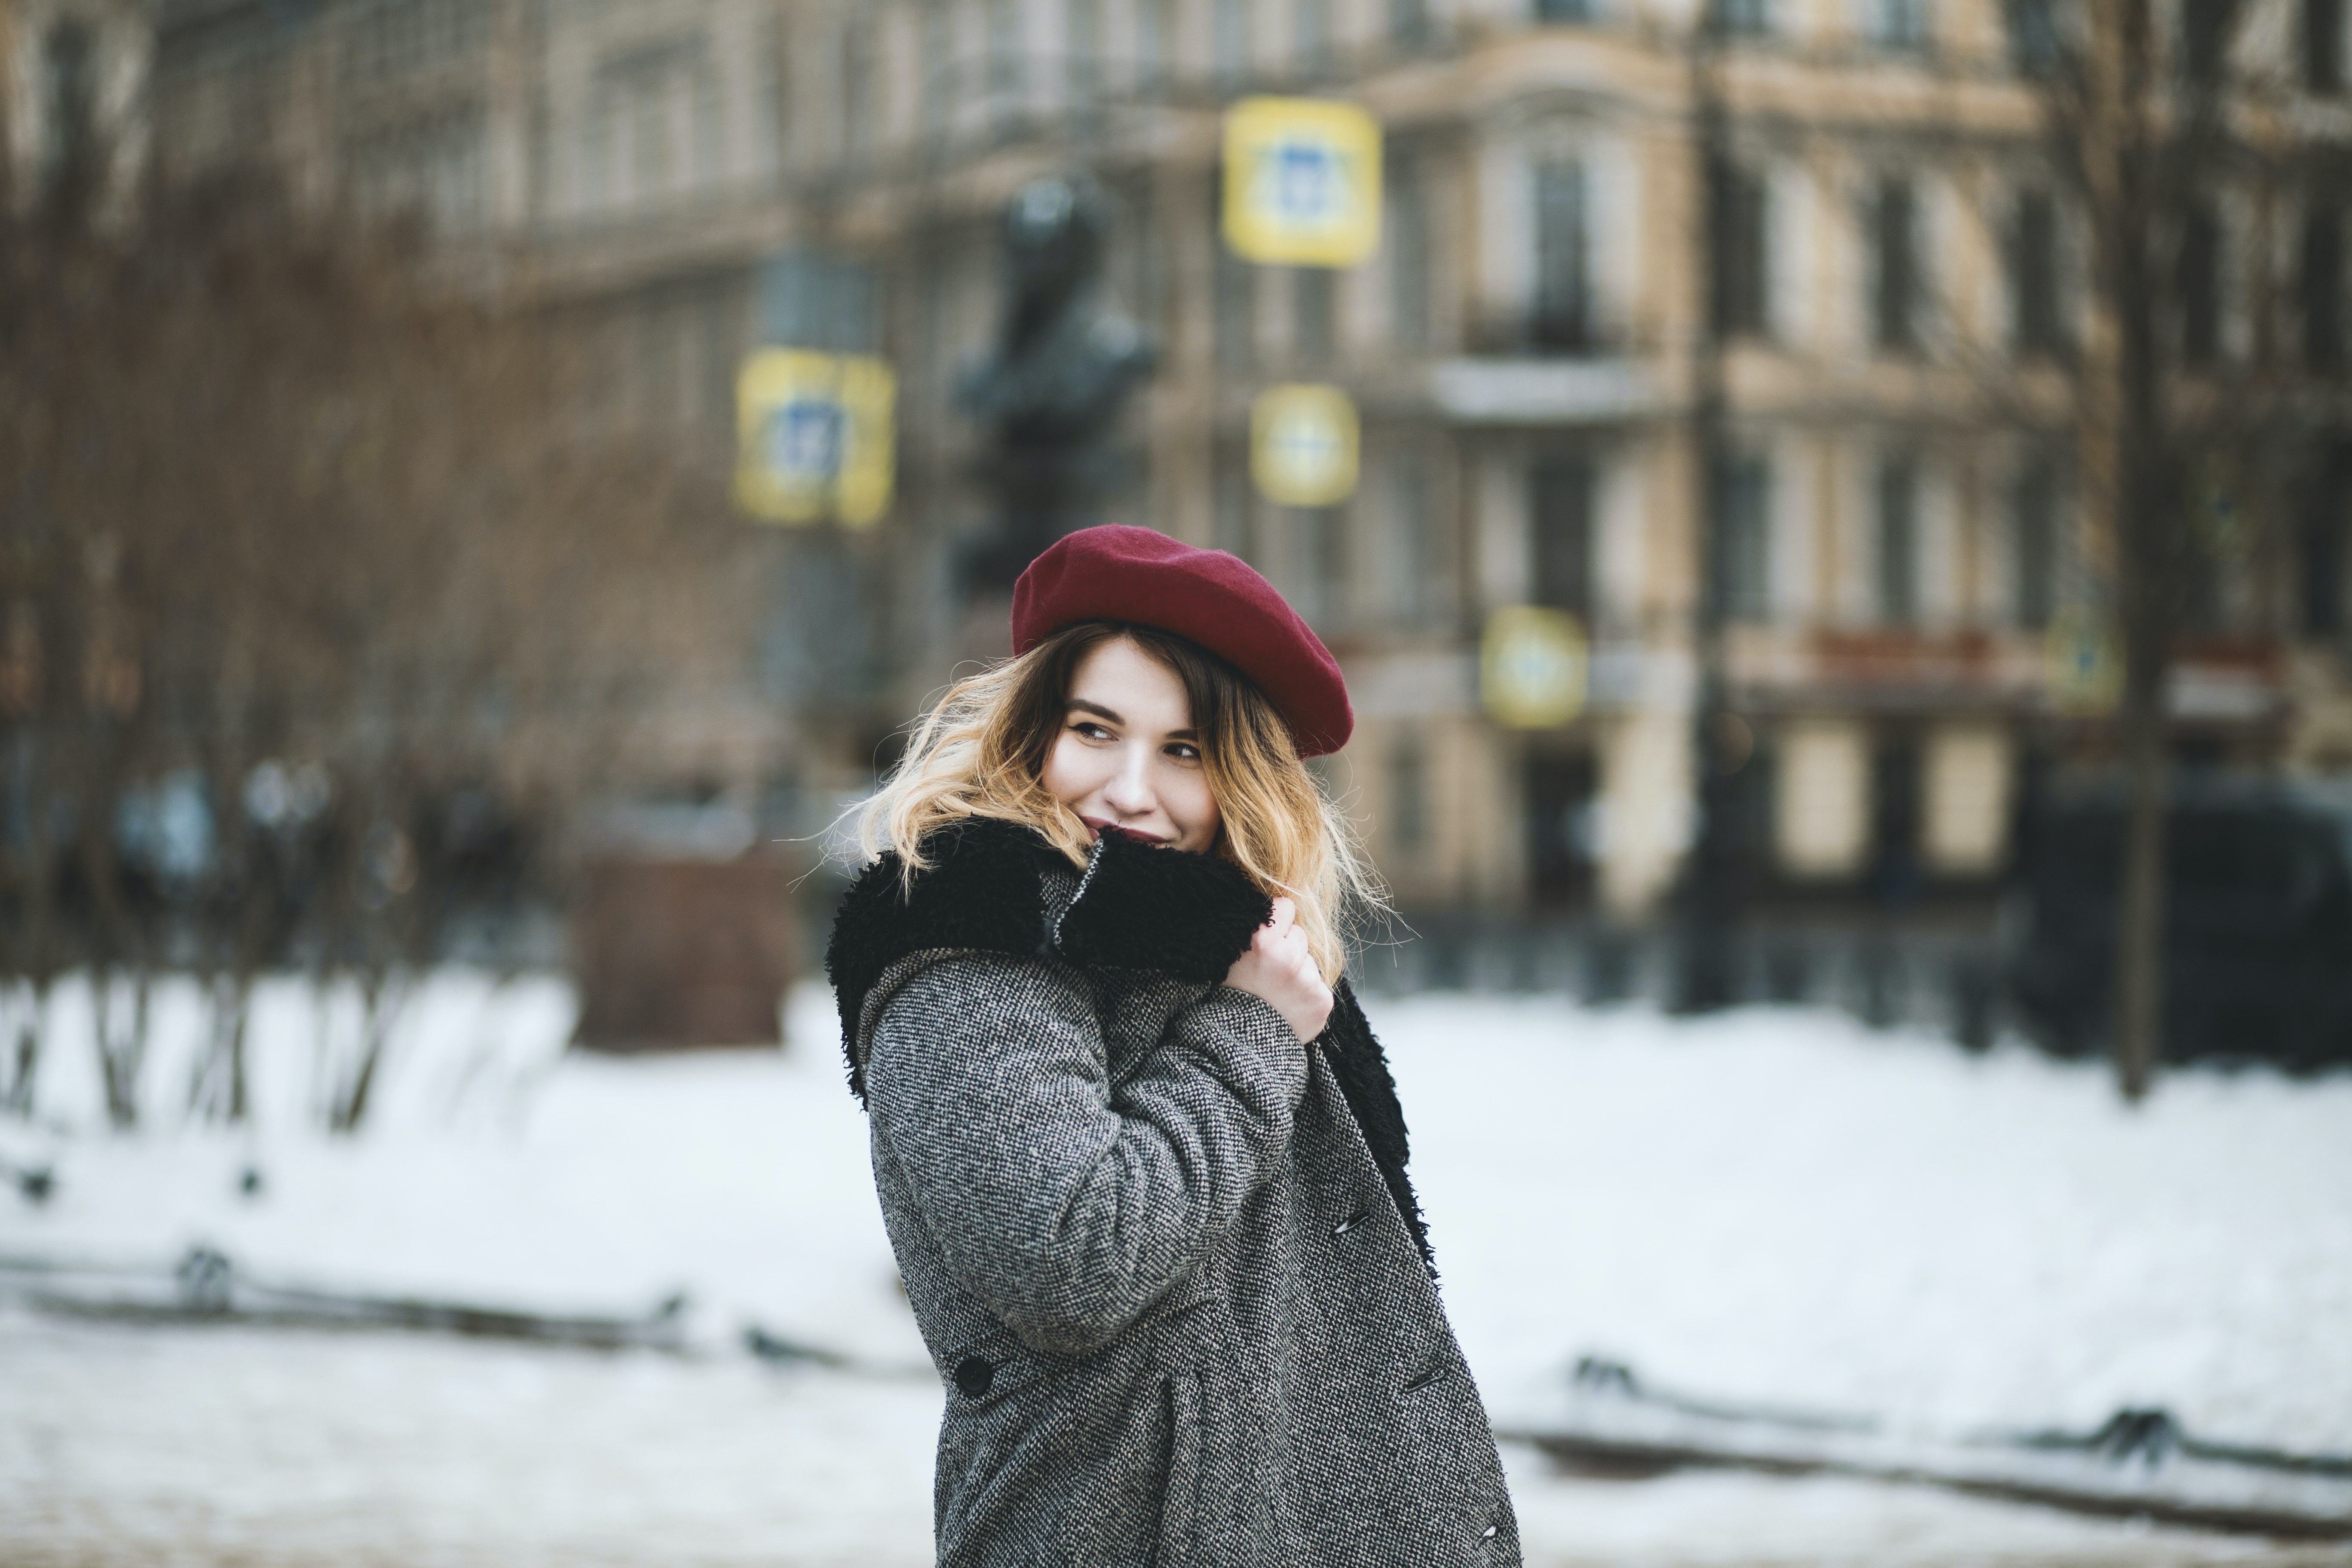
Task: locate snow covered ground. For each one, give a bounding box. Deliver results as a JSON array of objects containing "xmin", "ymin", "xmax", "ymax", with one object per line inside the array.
[{"xmin": 1, "ymin": 973, "xmax": 2347, "ymax": 1566}]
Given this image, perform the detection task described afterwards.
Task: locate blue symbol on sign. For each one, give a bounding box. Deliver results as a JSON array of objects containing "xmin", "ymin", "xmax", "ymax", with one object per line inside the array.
[
  {"xmin": 1273, "ymin": 418, "xmax": 1341, "ymax": 475},
  {"xmin": 1269, "ymin": 140, "xmax": 1340, "ymax": 223},
  {"xmin": 765, "ymin": 398, "xmax": 843, "ymax": 482}
]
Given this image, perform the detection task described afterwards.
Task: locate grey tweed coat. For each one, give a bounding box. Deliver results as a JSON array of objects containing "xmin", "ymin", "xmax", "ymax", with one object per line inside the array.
[{"xmin": 827, "ymin": 819, "xmax": 1521, "ymax": 1568}]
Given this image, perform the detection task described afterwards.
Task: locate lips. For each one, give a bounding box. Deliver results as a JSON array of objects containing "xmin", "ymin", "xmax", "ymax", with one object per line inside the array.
[{"xmin": 1084, "ymin": 818, "xmax": 1169, "ymax": 846}]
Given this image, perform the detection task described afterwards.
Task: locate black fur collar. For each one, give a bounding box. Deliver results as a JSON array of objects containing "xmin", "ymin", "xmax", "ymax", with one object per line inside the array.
[
  {"xmin": 825, "ymin": 819, "xmax": 1271, "ymax": 1088},
  {"xmin": 824, "ymin": 817, "xmax": 1432, "ymax": 1268}
]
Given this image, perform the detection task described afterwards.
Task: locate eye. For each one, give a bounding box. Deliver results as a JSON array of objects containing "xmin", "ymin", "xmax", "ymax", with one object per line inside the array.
[
  {"xmin": 1070, "ymin": 720, "xmax": 1114, "ymax": 741},
  {"xmin": 1166, "ymin": 741, "xmax": 1203, "ymax": 762}
]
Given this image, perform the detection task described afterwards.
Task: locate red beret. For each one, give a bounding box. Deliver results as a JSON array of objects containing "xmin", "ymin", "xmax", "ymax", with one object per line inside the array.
[{"xmin": 1011, "ymin": 526, "xmax": 1354, "ymax": 757}]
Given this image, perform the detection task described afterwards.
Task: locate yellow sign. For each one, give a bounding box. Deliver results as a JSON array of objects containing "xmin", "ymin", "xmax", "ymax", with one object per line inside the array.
[
  {"xmin": 2044, "ymin": 606, "xmax": 2123, "ymax": 716},
  {"xmin": 735, "ymin": 349, "xmax": 895, "ymax": 526},
  {"xmin": 1251, "ymin": 384, "xmax": 1358, "ymax": 507},
  {"xmin": 1222, "ymin": 97, "xmax": 1382, "ymax": 268},
  {"xmin": 1482, "ymin": 606, "xmax": 1589, "ymax": 729}
]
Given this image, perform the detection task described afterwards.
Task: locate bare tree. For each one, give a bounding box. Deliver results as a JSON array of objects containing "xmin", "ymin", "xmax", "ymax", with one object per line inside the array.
[
  {"xmin": 2027, "ymin": 0, "xmax": 2324, "ymax": 1098},
  {"xmin": 0, "ymin": 153, "xmax": 769, "ymax": 1131}
]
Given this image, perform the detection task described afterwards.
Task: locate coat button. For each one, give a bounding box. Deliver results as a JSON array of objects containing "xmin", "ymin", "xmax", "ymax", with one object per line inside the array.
[{"xmin": 953, "ymin": 1355, "xmax": 995, "ymax": 1398}]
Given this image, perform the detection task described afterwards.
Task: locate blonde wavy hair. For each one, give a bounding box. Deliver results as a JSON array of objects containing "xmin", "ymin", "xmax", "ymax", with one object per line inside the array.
[{"xmin": 855, "ymin": 622, "xmax": 1380, "ymax": 982}]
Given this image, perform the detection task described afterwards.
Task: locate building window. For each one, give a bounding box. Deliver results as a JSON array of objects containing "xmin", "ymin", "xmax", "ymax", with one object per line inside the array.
[
  {"xmin": 1877, "ymin": 457, "xmax": 1920, "ymax": 626},
  {"xmin": 1872, "ymin": 178, "xmax": 1920, "ymax": 352},
  {"xmin": 1538, "ymin": 0, "xmax": 1595, "ymax": 21},
  {"xmin": 1531, "ymin": 458, "xmax": 1595, "ymax": 619},
  {"xmin": 922, "ymin": 7, "xmax": 952, "ymax": 145},
  {"xmin": 760, "ymin": 14, "xmax": 792, "ymax": 175},
  {"xmin": 1216, "ymin": 447, "xmax": 1255, "ymax": 562},
  {"xmin": 1393, "ymin": 0, "xmax": 1432, "ymax": 49},
  {"xmin": 1129, "ymin": 186, "xmax": 1167, "ymax": 343},
  {"xmin": 760, "ymin": 252, "xmax": 878, "ymax": 352},
  {"xmin": 695, "ymin": 287, "xmax": 738, "ymax": 454},
  {"xmin": 2007, "ymin": 0, "xmax": 2063, "ymax": 74},
  {"xmin": 1390, "ymin": 740, "xmax": 1429, "ymax": 856},
  {"xmin": 1714, "ymin": 0, "xmax": 1772, "ymax": 37},
  {"xmin": 1533, "ymin": 161, "xmax": 1591, "ymax": 352},
  {"xmin": 2178, "ymin": 202, "xmax": 2222, "ymax": 366},
  {"xmin": 2304, "ymin": 478, "xmax": 2347, "ymax": 635},
  {"xmin": 1526, "ymin": 751, "xmax": 1598, "ymax": 909},
  {"xmin": 347, "ymin": 106, "xmax": 491, "ymax": 234},
  {"xmin": 1216, "ymin": 247, "xmax": 1255, "ymax": 371},
  {"xmin": 1868, "ymin": 731, "xmax": 1924, "ymax": 907},
  {"xmin": 637, "ymin": 296, "xmax": 686, "ymax": 429},
  {"xmin": 1295, "ymin": 267, "xmax": 1336, "ymax": 366},
  {"xmin": 844, "ymin": 18, "xmax": 877, "ymax": 162},
  {"xmin": 1390, "ymin": 166, "xmax": 1430, "ymax": 351},
  {"xmin": 1295, "ymin": 0, "xmax": 1333, "ymax": 74},
  {"xmin": 2303, "ymin": 206, "xmax": 2344, "ymax": 372},
  {"xmin": 42, "ymin": 20, "xmax": 100, "ymax": 204},
  {"xmin": 343, "ymin": 0, "xmax": 492, "ymax": 87},
  {"xmin": 1387, "ymin": 450, "xmax": 1431, "ymax": 623},
  {"xmin": 988, "ymin": 0, "xmax": 1023, "ymax": 110},
  {"xmin": 593, "ymin": 37, "xmax": 722, "ymax": 206},
  {"xmin": 2309, "ymin": 0, "xmax": 2345, "ymax": 91},
  {"xmin": 1139, "ymin": 0, "xmax": 1174, "ymax": 89},
  {"xmin": 1712, "ymin": 453, "xmax": 1773, "ymax": 623},
  {"xmin": 582, "ymin": 83, "xmax": 612, "ymax": 210},
  {"xmin": 1286, "ymin": 507, "xmax": 1345, "ymax": 627},
  {"xmin": 2013, "ymin": 187, "xmax": 2066, "ymax": 357},
  {"xmin": 1876, "ymin": 0, "xmax": 1932, "ymax": 49},
  {"xmin": 530, "ymin": 83, "xmax": 552, "ymax": 214},
  {"xmin": 652, "ymin": 62, "xmax": 686, "ymax": 192},
  {"xmin": 1214, "ymin": 0, "xmax": 1249, "ymax": 89},
  {"xmin": 2013, "ymin": 455, "xmax": 2059, "ymax": 631},
  {"xmin": 691, "ymin": 60, "xmax": 720, "ymax": 193},
  {"xmin": 918, "ymin": 254, "xmax": 948, "ymax": 398},
  {"xmin": 1067, "ymin": 0, "xmax": 1101, "ymax": 104},
  {"xmin": 1709, "ymin": 160, "xmax": 1771, "ymax": 340},
  {"xmin": 2180, "ymin": 0, "xmax": 2231, "ymax": 85}
]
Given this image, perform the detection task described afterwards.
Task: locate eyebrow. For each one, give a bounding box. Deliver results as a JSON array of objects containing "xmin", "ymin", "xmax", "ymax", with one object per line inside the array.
[{"xmin": 1068, "ymin": 698, "xmax": 1198, "ymax": 741}]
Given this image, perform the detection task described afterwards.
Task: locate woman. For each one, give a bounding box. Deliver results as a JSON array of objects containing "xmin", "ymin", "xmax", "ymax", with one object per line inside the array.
[{"xmin": 828, "ymin": 526, "xmax": 1520, "ymax": 1567}]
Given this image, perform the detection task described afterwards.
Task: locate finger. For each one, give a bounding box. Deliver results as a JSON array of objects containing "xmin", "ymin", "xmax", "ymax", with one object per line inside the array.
[{"xmin": 1264, "ymin": 897, "xmax": 1296, "ymax": 933}]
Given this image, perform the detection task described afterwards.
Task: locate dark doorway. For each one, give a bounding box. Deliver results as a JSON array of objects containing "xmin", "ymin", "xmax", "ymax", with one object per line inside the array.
[
  {"xmin": 2304, "ymin": 456, "xmax": 2349, "ymax": 637},
  {"xmin": 1531, "ymin": 457, "xmax": 1595, "ymax": 618},
  {"xmin": 1526, "ymin": 750, "xmax": 1597, "ymax": 910},
  {"xmin": 1869, "ymin": 730, "xmax": 1924, "ymax": 909}
]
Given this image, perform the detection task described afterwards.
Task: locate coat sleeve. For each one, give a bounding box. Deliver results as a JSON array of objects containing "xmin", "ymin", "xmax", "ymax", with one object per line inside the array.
[{"xmin": 863, "ymin": 950, "xmax": 1305, "ymax": 1359}]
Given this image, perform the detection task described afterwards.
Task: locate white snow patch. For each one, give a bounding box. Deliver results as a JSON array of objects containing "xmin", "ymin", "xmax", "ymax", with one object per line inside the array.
[
  {"xmin": 2, "ymin": 974, "xmax": 2347, "ymax": 1565},
  {"xmin": 1381, "ymin": 996, "xmax": 2352, "ymax": 1456}
]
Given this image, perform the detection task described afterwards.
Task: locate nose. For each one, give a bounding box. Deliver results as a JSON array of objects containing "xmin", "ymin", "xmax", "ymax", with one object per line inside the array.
[{"xmin": 1100, "ymin": 744, "xmax": 1154, "ymax": 818}]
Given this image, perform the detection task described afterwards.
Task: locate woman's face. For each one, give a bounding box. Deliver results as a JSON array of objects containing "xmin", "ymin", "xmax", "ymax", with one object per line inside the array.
[{"xmin": 1040, "ymin": 636, "xmax": 1222, "ymax": 854}]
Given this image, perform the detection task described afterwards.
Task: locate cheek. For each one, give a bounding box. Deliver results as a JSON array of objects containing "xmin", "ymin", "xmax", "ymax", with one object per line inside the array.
[
  {"xmin": 1039, "ymin": 734, "xmax": 1095, "ymax": 806},
  {"xmin": 1169, "ymin": 771, "xmax": 1222, "ymax": 846}
]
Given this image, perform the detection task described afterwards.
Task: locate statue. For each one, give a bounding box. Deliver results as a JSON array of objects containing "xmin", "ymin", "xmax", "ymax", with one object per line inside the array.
[{"xmin": 958, "ymin": 175, "xmax": 1158, "ymax": 588}]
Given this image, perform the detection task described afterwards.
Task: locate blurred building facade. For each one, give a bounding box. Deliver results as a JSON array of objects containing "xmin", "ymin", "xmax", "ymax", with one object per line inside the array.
[
  {"xmin": 81, "ymin": 0, "xmax": 2352, "ymax": 951},
  {"xmin": 2, "ymin": 0, "xmax": 150, "ymax": 209}
]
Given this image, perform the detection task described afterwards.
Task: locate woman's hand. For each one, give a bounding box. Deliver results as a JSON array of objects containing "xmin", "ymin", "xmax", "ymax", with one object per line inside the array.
[{"xmin": 1222, "ymin": 897, "xmax": 1333, "ymax": 1043}]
